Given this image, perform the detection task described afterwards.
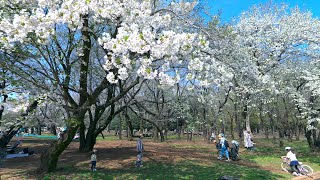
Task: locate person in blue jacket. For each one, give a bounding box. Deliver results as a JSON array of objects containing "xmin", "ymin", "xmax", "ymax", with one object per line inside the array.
[{"xmin": 218, "ymin": 133, "xmax": 230, "ymax": 162}]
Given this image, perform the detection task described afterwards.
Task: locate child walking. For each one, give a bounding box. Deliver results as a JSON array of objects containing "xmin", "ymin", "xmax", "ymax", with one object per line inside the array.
[
  {"xmin": 135, "ymin": 151, "xmax": 143, "ymax": 167},
  {"xmin": 91, "ymin": 149, "xmax": 97, "ymax": 171}
]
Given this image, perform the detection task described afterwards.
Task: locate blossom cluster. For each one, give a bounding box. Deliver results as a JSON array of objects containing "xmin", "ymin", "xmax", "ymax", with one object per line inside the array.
[{"xmin": 0, "ymin": 0, "xmax": 212, "ymax": 87}]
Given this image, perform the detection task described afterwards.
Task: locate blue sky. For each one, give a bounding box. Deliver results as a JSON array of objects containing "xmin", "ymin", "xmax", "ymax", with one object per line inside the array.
[{"xmin": 208, "ymin": 0, "xmax": 320, "ymax": 23}]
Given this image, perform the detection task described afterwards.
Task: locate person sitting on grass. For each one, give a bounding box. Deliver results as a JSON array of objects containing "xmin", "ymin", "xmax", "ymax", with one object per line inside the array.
[
  {"xmin": 284, "ymin": 147, "xmax": 301, "ymax": 176},
  {"xmin": 218, "ymin": 133, "xmax": 230, "ymax": 162}
]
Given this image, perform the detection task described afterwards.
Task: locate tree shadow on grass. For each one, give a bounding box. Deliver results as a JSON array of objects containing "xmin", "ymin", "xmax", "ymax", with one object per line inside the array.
[
  {"xmin": 48, "ymin": 160, "xmax": 287, "ymax": 180},
  {"xmin": 133, "ymin": 161, "xmax": 286, "ymax": 180}
]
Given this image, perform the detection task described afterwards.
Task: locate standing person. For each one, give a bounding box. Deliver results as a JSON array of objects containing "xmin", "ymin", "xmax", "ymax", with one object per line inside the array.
[
  {"xmin": 210, "ymin": 131, "xmax": 216, "ymax": 143},
  {"xmin": 218, "ymin": 133, "xmax": 230, "ymax": 162},
  {"xmin": 90, "ymin": 149, "xmax": 97, "ymax": 172},
  {"xmin": 246, "ymin": 131, "xmax": 254, "ymax": 150},
  {"xmin": 136, "ymin": 135, "xmax": 144, "ymax": 164},
  {"xmin": 284, "ymin": 147, "xmax": 301, "ymax": 176},
  {"xmin": 243, "ymin": 130, "xmax": 248, "ymax": 149},
  {"xmin": 137, "ymin": 134, "xmax": 144, "ymax": 154},
  {"xmin": 135, "ymin": 151, "xmax": 143, "ymax": 167},
  {"xmin": 215, "ymin": 138, "xmax": 221, "ymax": 158}
]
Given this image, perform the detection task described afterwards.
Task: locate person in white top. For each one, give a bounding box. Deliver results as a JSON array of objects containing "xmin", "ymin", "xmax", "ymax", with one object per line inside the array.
[
  {"xmin": 243, "ymin": 131, "xmax": 248, "ymax": 148},
  {"xmin": 210, "ymin": 131, "xmax": 216, "ymax": 143},
  {"xmin": 245, "ymin": 131, "xmax": 254, "ymax": 150},
  {"xmin": 285, "ymin": 147, "xmax": 301, "ymax": 176},
  {"xmin": 135, "ymin": 151, "xmax": 143, "ymax": 167},
  {"xmin": 91, "ymin": 149, "xmax": 97, "ymax": 171}
]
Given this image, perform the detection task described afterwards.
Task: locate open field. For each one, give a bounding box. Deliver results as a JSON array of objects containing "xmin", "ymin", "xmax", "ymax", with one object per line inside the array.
[{"xmin": 0, "ymin": 135, "xmax": 319, "ymax": 180}]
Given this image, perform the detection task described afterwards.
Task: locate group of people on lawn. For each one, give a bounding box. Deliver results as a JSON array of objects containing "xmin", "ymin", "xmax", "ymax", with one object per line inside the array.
[
  {"xmin": 89, "ymin": 130, "xmax": 301, "ymax": 177},
  {"xmin": 210, "ymin": 130, "xmax": 254, "ymax": 161}
]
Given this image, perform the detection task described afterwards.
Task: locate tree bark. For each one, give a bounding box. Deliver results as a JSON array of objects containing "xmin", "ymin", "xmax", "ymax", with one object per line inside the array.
[
  {"xmin": 119, "ymin": 116, "xmax": 122, "ymax": 140},
  {"xmin": 50, "ymin": 124, "xmax": 57, "ymax": 135},
  {"xmin": 124, "ymin": 111, "xmax": 133, "ymax": 141},
  {"xmin": 38, "ymin": 124, "xmax": 79, "ymax": 172},
  {"xmin": 37, "ymin": 124, "xmax": 42, "ymax": 135},
  {"xmin": 0, "ymin": 126, "xmax": 21, "ymax": 148},
  {"xmin": 0, "ymin": 100, "xmax": 38, "ymax": 147}
]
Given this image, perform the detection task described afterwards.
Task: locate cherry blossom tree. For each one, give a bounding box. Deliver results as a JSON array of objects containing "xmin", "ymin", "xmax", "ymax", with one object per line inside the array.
[
  {"xmin": 0, "ymin": 0, "xmax": 211, "ymax": 172},
  {"xmin": 233, "ymin": 5, "xmax": 320, "ymax": 148}
]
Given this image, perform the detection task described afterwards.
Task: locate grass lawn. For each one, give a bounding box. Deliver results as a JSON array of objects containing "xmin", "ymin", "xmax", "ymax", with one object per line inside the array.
[
  {"xmin": 1, "ymin": 135, "xmax": 319, "ymax": 180},
  {"xmin": 43, "ymin": 160, "xmax": 286, "ymax": 180}
]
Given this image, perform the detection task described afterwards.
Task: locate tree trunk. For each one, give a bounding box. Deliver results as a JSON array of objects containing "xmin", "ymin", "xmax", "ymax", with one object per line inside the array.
[
  {"xmin": 305, "ymin": 127, "xmax": 320, "ymax": 151},
  {"xmin": 140, "ymin": 118, "xmax": 144, "ymax": 135},
  {"xmin": 164, "ymin": 119, "xmax": 168, "ymax": 140},
  {"xmin": 242, "ymin": 94, "xmax": 251, "ymax": 133},
  {"xmin": 230, "ymin": 116, "xmax": 234, "ymax": 140},
  {"xmin": 177, "ymin": 125, "xmax": 181, "ymax": 139},
  {"xmin": 124, "ymin": 112, "xmax": 133, "ymax": 141},
  {"xmin": 259, "ymin": 105, "xmax": 269, "ymax": 139},
  {"xmin": 79, "ymin": 119, "xmax": 87, "ymax": 151},
  {"xmin": 38, "ymin": 124, "xmax": 79, "ymax": 173},
  {"xmin": 164, "ymin": 129, "xmax": 168, "ymax": 140},
  {"xmin": 83, "ymin": 132, "xmax": 96, "ymax": 152},
  {"xmin": 245, "ymin": 112, "xmax": 251, "ymax": 133},
  {"xmin": 0, "ymin": 105, "xmax": 4, "ymax": 124},
  {"xmin": 0, "ymin": 100, "xmax": 39, "ymax": 147},
  {"xmin": 272, "ymin": 127, "xmax": 276, "ymax": 144},
  {"xmin": 222, "ymin": 119, "xmax": 226, "ymax": 134},
  {"xmin": 186, "ymin": 131, "xmax": 189, "ymax": 141},
  {"xmin": 294, "ymin": 118, "xmax": 300, "ymax": 140},
  {"xmin": 0, "ymin": 126, "xmax": 21, "ymax": 148},
  {"xmin": 265, "ymin": 127, "xmax": 269, "ymax": 139},
  {"xmin": 153, "ymin": 125, "xmax": 158, "ymax": 141},
  {"xmin": 50, "ymin": 124, "xmax": 57, "ymax": 135},
  {"xmin": 159, "ymin": 130, "xmax": 164, "ymax": 142},
  {"xmin": 187, "ymin": 131, "xmax": 192, "ymax": 141},
  {"xmin": 119, "ymin": 117, "xmax": 122, "ymax": 140},
  {"xmin": 279, "ymin": 128, "xmax": 284, "ymax": 147},
  {"xmin": 242, "ymin": 103, "xmax": 250, "ymax": 133},
  {"xmin": 37, "ymin": 124, "xmax": 42, "ymax": 135},
  {"xmin": 80, "ymin": 104, "xmax": 118, "ymax": 152},
  {"xmin": 232, "ymin": 96, "xmax": 242, "ymax": 140}
]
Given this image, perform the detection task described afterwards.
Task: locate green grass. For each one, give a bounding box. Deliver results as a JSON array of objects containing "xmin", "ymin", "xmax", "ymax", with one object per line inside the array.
[
  {"xmin": 96, "ymin": 134, "xmax": 122, "ymax": 141},
  {"xmin": 43, "ymin": 160, "xmax": 286, "ymax": 180},
  {"xmin": 7, "ymin": 135, "xmax": 320, "ymax": 180},
  {"xmin": 169, "ymin": 143, "xmax": 209, "ymax": 150},
  {"xmin": 240, "ymin": 138, "xmax": 320, "ymax": 173},
  {"xmin": 95, "ymin": 136, "xmax": 319, "ymax": 179}
]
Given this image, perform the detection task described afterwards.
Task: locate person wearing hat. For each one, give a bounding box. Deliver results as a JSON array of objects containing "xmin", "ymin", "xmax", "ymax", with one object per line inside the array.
[
  {"xmin": 218, "ymin": 133, "xmax": 230, "ymax": 161},
  {"xmin": 284, "ymin": 147, "xmax": 301, "ymax": 176},
  {"xmin": 90, "ymin": 149, "xmax": 97, "ymax": 171}
]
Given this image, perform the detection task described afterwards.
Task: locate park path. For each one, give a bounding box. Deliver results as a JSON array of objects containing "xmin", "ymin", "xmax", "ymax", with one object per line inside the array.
[{"xmin": 291, "ymin": 172, "xmax": 320, "ymax": 180}]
